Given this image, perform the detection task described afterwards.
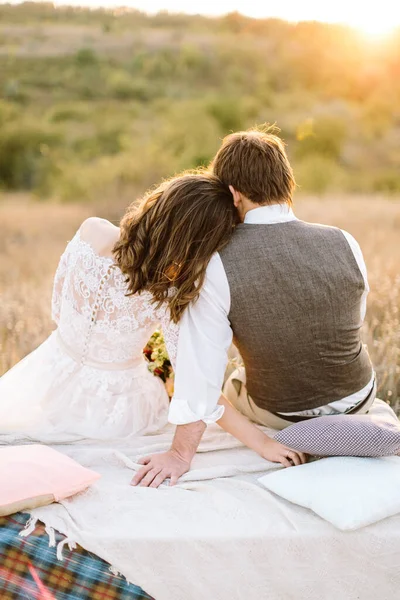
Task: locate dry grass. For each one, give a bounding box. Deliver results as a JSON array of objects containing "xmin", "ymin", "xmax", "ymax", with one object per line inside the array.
[
  {"xmin": 0, "ymin": 194, "xmax": 399, "ymax": 410},
  {"xmin": 0, "ymin": 23, "xmax": 189, "ymax": 58},
  {"xmin": 0, "ymin": 196, "xmax": 90, "ymax": 371}
]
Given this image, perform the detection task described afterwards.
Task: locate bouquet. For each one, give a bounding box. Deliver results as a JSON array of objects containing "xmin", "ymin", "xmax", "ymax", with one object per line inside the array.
[{"xmin": 143, "ymin": 330, "xmax": 174, "ymax": 398}]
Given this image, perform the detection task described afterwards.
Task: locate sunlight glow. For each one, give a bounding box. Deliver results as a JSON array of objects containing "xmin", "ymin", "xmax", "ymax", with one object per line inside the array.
[
  {"xmin": 49, "ymin": 0, "xmax": 400, "ymax": 39},
  {"xmin": 343, "ymin": 12, "xmax": 399, "ymax": 38}
]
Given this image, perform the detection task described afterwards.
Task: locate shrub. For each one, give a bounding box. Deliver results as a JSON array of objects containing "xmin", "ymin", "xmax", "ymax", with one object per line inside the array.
[
  {"xmin": 3, "ymin": 80, "xmax": 28, "ymax": 104},
  {"xmin": 107, "ymin": 71, "xmax": 150, "ymax": 101},
  {"xmin": 49, "ymin": 103, "xmax": 90, "ymax": 123},
  {"xmin": 295, "ymin": 154, "xmax": 344, "ymax": 194},
  {"xmin": 0, "ymin": 100, "xmax": 20, "ymax": 126},
  {"xmin": 0, "ymin": 122, "xmax": 61, "ymax": 190},
  {"xmin": 207, "ymin": 97, "xmax": 245, "ymax": 133},
  {"xmin": 372, "ymin": 170, "xmax": 400, "ymax": 194},
  {"xmin": 152, "ymin": 101, "xmax": 220, "ymax": 171},
  {"xmin": 73, "ymin": 126, "xmax": 124, "ymax": 158},
  {"xmin": 74, "ymin": 48, "xmax": 98, "ymax": 67},
  {"xmin": 295, "ymin": 116, "xmax": 347, "ymax": 161}
]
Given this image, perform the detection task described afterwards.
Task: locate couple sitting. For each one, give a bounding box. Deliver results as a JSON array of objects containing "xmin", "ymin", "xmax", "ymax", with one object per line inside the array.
[{"xmin": 0, "ymin": 128, "xmax": 376, "ymax": 487}]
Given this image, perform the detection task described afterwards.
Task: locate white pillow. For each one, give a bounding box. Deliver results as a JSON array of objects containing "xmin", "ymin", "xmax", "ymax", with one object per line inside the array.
[{"xmin": 258, "ymin": 456, "xmax": 400, "ymax": 531}]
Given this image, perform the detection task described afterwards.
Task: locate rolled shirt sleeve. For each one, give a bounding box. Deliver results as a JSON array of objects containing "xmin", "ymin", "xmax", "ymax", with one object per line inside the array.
[{"xmin": 168, "ymin": 253, "xmax": 232, "ymax": 425}]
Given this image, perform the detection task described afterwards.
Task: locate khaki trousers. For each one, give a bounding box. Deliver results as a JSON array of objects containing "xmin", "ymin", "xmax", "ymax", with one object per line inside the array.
[{"xmin": 223, "ymin": 367, "xmax": 377, "ymax": 431}]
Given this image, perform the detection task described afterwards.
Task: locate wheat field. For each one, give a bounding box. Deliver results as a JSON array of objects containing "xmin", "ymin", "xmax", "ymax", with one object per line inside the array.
[{"xmin": 0, "ymin": 194, "xmax": 399, "ymax": 410}]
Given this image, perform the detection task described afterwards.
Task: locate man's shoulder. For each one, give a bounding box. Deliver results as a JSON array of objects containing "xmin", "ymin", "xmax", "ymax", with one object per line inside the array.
[
  {"xmin": 293, "ymin": 219, "xmax": 341, "ymax": 233},
  {"xmin": 298, "ymin": 221, "xmax": 361, "ymax": 246}
]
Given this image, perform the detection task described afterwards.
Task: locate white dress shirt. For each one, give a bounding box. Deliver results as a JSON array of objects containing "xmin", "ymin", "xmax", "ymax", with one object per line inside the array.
[{"xmin": 168, "ymin": 204, "xmax": 374, "ymax": 425}]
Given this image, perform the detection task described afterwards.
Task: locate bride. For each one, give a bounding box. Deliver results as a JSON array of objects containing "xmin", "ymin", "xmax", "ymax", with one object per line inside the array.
[{"xmin": 0, "ymin": 173, "xmax": 237, "ymax": 442}]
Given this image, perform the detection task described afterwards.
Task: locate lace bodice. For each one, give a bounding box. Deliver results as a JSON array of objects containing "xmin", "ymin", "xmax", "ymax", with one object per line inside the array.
[{"xmin": 52, "ymin": 228, "xmax": 178, "ymax": 367}]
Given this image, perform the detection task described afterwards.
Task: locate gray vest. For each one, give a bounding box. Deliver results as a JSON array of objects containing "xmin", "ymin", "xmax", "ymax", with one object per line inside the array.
[{"xmin": 219, "ymin": 220, "xmax": 373, "ymax": 413}]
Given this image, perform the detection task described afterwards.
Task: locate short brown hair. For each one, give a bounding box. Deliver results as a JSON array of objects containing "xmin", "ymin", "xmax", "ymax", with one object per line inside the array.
[
  {"xmin": 211, "ymin": 128, "xmax": 295, "ymax": 205},
  {"xmin": 113, "ymin": 173, "xmax": 237, "ymax": 323}
]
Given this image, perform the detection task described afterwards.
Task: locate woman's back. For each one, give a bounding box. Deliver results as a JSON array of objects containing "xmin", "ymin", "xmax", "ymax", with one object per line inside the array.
[
  {"xmin": 0, "ymin": 218, "xmax": 172, "ymax": 441},
  {"xmin": 53, "ymin": 218, "xmax": 160, "ymax": 367}
]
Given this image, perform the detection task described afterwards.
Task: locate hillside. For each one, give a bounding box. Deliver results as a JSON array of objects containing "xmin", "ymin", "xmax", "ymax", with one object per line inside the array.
[{"xmin": 0, "ymin": 3, "xmax": 400, "ymax": 201}]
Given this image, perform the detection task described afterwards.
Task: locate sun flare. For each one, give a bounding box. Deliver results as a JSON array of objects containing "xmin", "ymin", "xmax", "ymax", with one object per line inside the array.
[{"xmin": 348, "ymin": 15, "xmax": 398, "ymax": 38}]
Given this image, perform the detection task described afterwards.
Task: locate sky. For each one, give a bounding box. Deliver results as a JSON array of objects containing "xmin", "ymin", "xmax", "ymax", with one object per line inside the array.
[{"xmin": 44, "ymin": 0, "xmax": 400, "ymax": 36}]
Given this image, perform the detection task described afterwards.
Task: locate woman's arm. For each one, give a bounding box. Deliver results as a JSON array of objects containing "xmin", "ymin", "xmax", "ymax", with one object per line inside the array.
[{"xmin": 216, "ymin": 395, "xmax": 306, "ymax": 467}]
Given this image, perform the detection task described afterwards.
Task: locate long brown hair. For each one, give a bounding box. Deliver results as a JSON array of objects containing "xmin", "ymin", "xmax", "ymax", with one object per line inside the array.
[{"xmin": 113, "ymin": 173, "xmax": 237, "ymax": 323}]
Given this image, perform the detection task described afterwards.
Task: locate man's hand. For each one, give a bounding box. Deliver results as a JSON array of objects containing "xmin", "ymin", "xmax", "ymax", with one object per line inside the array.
[
  {"xmin": 131, "ymin": 420, "xmax": 206, "ymax": 488},
  {"xmin": 130, "ymin": 449, "xmax": 191, "ymax": 488},
  {"xmin": 262, "ymin": 438, "xmax": 307, "ymax": 468}
]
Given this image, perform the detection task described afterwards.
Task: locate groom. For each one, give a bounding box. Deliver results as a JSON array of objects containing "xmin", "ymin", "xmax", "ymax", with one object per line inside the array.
[{"xmin": 132, "ymin": 128, "xmax": 375, "ymax": 487}]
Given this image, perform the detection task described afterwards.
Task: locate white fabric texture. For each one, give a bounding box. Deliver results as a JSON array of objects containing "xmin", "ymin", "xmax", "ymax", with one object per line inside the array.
[
  {"xmin": 21, "ymin": 401, "xmax": 400, "ymax": 600},
  {"xmin": 259, "ymin": 455, "xmax": 400, "ymax": 531},
  {"xmin": 0, "ymin": 225, "xmax": 180, "ymax": 440},
  {"xmin": 172, "ymin": 204, "xmax": 374, "ymax": 423}
]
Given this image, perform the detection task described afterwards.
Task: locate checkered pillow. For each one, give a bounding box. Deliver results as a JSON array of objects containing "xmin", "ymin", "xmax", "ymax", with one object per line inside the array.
[{"xmin": 274, "ymin": 400, "xmax": 400, "ymax": 457}]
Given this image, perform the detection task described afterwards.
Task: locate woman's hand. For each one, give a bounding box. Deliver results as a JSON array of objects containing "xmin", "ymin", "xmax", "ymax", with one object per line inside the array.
[
  {"xmin": 130, "ymin": 449, "xmax": 191, "ymax": 488},
  {"xmin": 216, "ymin": 394, "xmax": 308, "ymax": 468},
  {"xmin": 262, "ymin": 438, "xmax": 307, "ymax": 467}
]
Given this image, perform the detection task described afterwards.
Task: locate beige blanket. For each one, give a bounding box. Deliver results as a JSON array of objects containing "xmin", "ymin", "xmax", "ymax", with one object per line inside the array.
[{"xmin": 27, "ymin": 423, "xmax": 400, "ymax": 600}]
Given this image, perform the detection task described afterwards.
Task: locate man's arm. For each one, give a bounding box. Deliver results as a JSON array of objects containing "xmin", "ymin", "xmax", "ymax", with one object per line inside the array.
[
  {"xmin": 167, "ymin": 253, "xmax": 232, "ymax": 426},
  {"xmin": 132, "ymin": 253, "xmax": 232, "ymax": 488}
]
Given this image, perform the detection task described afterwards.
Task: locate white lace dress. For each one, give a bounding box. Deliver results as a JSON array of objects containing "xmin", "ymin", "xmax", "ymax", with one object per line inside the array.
[{"xmin": 0, "ymin": 228, "xmax": 178, "ymax": 443}]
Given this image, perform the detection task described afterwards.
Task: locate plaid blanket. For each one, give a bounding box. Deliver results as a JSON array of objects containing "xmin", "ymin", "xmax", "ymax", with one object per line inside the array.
[{"xmin": 0, "ymin": 512, "xmax": 154, "ymax": 600}]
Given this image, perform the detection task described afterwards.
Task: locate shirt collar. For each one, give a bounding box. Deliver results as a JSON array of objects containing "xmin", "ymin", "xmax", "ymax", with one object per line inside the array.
[{"xmin": 243, "ymin": 204, "xmax": 297, "ymax": 225}]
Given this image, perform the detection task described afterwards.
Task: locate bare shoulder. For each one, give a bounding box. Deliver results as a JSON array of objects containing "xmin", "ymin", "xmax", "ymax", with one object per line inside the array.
[{"xmin": 79, "ymin": 217, "xmax": 120, "ymax": 257}]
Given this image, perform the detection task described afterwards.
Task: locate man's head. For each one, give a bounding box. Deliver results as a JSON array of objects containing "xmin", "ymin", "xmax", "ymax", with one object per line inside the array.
[{"xmin": 211, "ymin": 128, "xmax": 295, "ymax": 218}]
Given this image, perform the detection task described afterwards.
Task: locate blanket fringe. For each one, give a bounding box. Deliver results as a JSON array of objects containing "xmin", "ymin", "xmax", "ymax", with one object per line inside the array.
[
  {"xmin": 109, "ymin": 565, "xmax": 121, "ymax": 577},
  {"xmin": 19, "ymin": 516, "xmax": 38, "ymax": 538},
  {"xmin": 108, "ymin": 566, "xmax": 135, "ymax": 585},
  {"xmin": 56, "ymin": 537, "xmax": 77, "ymax": 561},
  {"xmin": 45, "ymin": 524, "xmax": 56, "ymax": 548}
]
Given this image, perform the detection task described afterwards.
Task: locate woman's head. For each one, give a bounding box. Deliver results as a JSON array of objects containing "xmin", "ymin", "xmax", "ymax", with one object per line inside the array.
[{"xmin": 113, "ymin": 172, "xmax": 237, "ymax": 323}]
